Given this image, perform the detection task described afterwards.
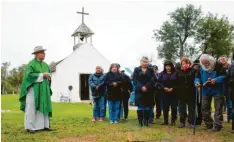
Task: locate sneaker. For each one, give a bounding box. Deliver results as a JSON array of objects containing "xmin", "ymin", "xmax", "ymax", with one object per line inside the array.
[
  {"xmin": 110, "ymin": 121, "xmax": 114, "ymax": 124},
  {"xmin": 114, "ymin": 121, "xmax": 118, "ymax": 124},
  {"xmin": 92, "ymin": 118, "xmax": 96, "ymax": 122},
  {"xmin": 179, "ymin": 123, "xmax": 185, "ymax": 128},
  {"xmin": 99, "ymin": 117, "xmax": 104, "ymax": 121},
  {"xmin": 149, "ymin": 120, "xmax": 155, "ymax": 124}
]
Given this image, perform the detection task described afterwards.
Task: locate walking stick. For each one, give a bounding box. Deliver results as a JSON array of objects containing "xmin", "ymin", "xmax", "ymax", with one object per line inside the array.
[{"xmin": 193, "ymin": 87, "xmax": 200, "ymax": 135}]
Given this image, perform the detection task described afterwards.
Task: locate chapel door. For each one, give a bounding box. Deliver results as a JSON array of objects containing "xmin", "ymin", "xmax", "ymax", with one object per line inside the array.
[{"xmin": 80, "ymin": 74, "xmax": 91, "ymax": 100}]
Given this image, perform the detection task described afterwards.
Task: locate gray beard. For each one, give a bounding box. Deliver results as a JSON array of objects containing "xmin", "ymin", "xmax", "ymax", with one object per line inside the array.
[{"xmin": 202, "ymin": 62, "xmax": 216, "ymax": 73}]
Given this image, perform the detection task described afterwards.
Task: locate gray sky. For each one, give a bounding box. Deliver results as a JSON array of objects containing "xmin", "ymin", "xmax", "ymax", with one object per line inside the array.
[{"xmin": 2, "ymin": 0, "xmax": 234, "ymax": 70}]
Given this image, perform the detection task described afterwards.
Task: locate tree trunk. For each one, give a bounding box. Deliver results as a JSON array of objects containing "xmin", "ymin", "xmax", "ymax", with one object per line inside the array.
[
  {"xmin": 180, "ymin": 44, "xmax": 184, "ymax": 57},
  {"xmin": 2, "ymin": 85, "xmax": 4, "ymax": 95}
]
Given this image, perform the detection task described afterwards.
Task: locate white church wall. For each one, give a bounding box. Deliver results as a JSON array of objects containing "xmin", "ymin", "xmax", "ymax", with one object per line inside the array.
[{"xmin": 51, "ymin": 43, "xmax": 111, "ymax": 102}]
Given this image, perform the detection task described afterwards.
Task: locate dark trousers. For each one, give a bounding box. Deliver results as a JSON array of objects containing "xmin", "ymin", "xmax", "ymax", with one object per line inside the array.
[
  {"xmin": 232, "ymin": 100, "xmax": 234, "ymax": 130},
  {"xmin": 231, "ymin": 86, "xmax": 234, "ymax": 130},
  {"xmin": 179, "ymin": 95, "xmax": 195, "ymax": 124},
  {"xmin": 162, "ymin": 93, "xmax": 177, "ymax": 123},
  {"xmin": 202, "ymin": 95, "xmax": 224, "ymax": 129},
  {"xmin": 224, "ymin": 88, "xmax": 233, "ymax": 121},
  {"xmin": 155, "ymin": 92, "xmax": 162, "ymax": 118},
  {"xmin": 120, "ymin": 96, "xmax": 129, "ymax": 119}
]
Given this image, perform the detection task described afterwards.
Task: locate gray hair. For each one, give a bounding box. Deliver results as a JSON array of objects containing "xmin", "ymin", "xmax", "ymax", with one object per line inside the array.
[
  {"xmin": 200, "ymin": 54, "xmax": 216, "ymax": 72},
  {"xmin": 140, "ymin": 56, "xmax": 149, "ymax": 62},
  {"xmin": 200, "ymin": 54, "xmax": 215, "ymax": 63}
]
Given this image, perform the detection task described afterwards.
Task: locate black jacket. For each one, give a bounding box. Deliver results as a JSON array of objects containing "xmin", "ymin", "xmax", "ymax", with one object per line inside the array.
[
  {"xmin": 228, "ymin": 62, "xmax": 234, "ymax": 87},
  {"xmin": 104, "ymin": 72, "xmax": 124, "ymax": 101},
  {"xmin": 133, "ymin": 66, "xmax": 156, "ymax": 107},
  {"xmin": 121, "ymin": 73, "xmax": 133, "ymax": 98},
  {"xmin": 176, "ymin": 67, "xmax": 196, "ymax": 98}
]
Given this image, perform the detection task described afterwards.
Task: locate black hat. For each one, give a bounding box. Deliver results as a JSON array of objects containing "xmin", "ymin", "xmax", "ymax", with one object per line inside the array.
[
  {"xmin": 193, "ymin": 59, "xmax": 200, "ymax": 65},
  {"xmin": 153, "ymin": 65, "xmax": 158, "ymax": 70},
  {"xmin": 164, "ymin": 60, "xmax": 173, "ymax": 66},
  {"xmin": 163, "ymin": 60, "xmax": 175, "ymax": 72},
  {"xmin": 191, "ymin": 59, "xmax": 200, "ymax": 67}
]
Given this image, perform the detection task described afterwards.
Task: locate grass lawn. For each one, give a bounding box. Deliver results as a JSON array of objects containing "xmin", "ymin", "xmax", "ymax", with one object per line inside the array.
[{"xmin": 1, "ymin": 95, "xmax": 234, "ymax": 142}]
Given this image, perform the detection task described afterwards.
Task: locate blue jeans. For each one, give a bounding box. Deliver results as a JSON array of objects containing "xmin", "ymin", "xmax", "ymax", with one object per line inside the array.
[
  {"xmin": 130, "ymin": 92, "xmax": 135, "ymax": 104},
  {"xmin": 137, "ymin": 106, "xmax": 150, "ymax": 111},
  {"xmin": 224, "ymin": 88, "xmax": 232, "ymax": 120},
  {"xmin": 108, "ymin": 100, "xmax": 121, "ymax": 122},
  {"xmin": 93, "ymin": 95, "xmax": 106, "ymax": 118},
  {"xmin": 119, "ymin": 101, "xmax": 124, "ymax": 119},
  {"xmin": 149, "ymin": 106, "xmax": 154, "ymax": 121}
]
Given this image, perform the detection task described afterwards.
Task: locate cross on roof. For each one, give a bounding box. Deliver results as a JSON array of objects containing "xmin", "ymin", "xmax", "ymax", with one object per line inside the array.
[{"xmin": 77, "ymin": 7, "xmax": 89, "ymax": 24}]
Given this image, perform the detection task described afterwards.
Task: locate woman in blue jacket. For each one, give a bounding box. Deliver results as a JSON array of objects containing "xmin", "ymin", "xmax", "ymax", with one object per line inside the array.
[
  {"xmin": 133, "ymin": 56, "xmax": 156, "ymax": 127},
  {"xmin": 88, "ymin": 66, "xmax": 106, "ymax": 122}
]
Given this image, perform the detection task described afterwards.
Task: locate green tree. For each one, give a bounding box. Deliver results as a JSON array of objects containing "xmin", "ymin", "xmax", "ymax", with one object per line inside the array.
[
  {"xmin": 154, "ymin": 4, "xmax": 202, "ymax": 60},
  {"xmin": 195, "ymin": 13, "xmax": 234, "ymax": 58},
  {"xmin": 8, "ymin": 64, "xmax": 27, "ymax": 94}
]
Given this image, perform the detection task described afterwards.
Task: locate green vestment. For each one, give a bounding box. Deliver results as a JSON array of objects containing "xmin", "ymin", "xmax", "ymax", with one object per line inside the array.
[{"xmin": 19, "ymin": 58, "xmax": 52, "ymax": 117}]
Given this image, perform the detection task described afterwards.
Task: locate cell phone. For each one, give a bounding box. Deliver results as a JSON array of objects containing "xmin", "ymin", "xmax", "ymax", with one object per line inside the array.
[{"xmin": 203, "ymin": 81, "xmax": 211, "ymax": 86}]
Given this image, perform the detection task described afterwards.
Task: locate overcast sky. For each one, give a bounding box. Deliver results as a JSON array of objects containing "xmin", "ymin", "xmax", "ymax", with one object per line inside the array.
[{"xmin": 2, "ymin": 0, "xmax": 234, "ymax": 70}]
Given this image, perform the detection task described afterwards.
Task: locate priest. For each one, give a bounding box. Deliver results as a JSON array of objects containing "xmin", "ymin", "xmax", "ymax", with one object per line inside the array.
[{"xmin": 19, "ymin": 46, "xmax": 53, "ymax": 133}]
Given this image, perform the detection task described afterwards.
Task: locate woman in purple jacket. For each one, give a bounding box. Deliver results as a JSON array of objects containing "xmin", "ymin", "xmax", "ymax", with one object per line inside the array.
[{"xmin": 157, "ymin": 60, "xmax": 178, "ymax": 125}]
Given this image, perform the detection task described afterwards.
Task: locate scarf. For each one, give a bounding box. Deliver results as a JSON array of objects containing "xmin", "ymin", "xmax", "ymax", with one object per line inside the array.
[
  {"xmin": 167, "ymin": 72, "xmax": 172, "ymax": 75},
  {"xmin": 181, "ymin": 65, "xmax": 191, "ymax": 72}
]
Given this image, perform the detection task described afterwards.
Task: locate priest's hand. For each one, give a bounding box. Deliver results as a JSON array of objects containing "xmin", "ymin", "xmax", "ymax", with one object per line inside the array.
[
  {"xmin": 43, "ymin": 73, "xmax": 51, "ymax": 80},
  {"xmin": 96, "ymin": 86, "xmax": 99, "ymax": 90}
]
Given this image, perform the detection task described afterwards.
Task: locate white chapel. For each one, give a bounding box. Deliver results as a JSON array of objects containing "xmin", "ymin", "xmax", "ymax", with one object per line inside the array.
[{"xmin": 50, "ymin": 7, "xmax": 111, "ymax": 102}]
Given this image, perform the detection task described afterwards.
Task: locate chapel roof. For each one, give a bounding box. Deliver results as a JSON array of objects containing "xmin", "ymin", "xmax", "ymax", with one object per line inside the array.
[{"xmin": 71, "ymin": 23, "xmax": 94, "ymax": 37}]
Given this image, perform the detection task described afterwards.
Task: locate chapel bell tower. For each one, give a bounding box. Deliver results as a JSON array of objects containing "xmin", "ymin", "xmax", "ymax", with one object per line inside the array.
[{"xmin": 72, "ymin": 7, "xmax": 94, "ymax": 51}]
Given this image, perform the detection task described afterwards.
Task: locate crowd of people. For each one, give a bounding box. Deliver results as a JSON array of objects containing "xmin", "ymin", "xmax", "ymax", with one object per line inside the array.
[
  {"xmin": 89, "ymin": 53, "xmax": 234, "ymax": 132},
  {"xmin": 19, "ymin": 46, "xmax": 234, "ymax": 134}
]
